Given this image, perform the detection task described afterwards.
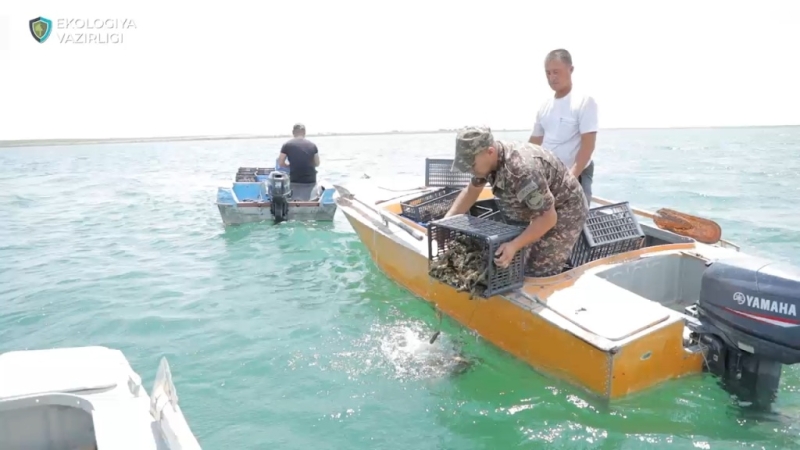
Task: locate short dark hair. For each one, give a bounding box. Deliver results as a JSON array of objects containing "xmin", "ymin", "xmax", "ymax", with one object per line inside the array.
[
  {"xmin": 545, "ymin": 49, "xmax": 572, "ymax": 66},
  {"xmin": 292, "ymin": 123, "xmax": 305, "ymax": 133}
]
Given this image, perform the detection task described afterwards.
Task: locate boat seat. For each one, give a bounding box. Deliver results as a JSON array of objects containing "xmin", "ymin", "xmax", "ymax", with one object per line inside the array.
[
  {"xmin": 290, "ymin": 182, "xmax": 322, "ymax": 202},
  {"xmin": 543, "ymin": 275, "xmax": 672, "ymax": 343}
]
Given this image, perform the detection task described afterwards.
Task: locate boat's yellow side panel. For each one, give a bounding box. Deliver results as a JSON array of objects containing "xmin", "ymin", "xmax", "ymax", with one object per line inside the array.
[
  {"xmin": 343, "ymin": 198, "xmax": 705, "ymax": 399},
  {"xmin": 609, "ymin": 319, "xmax": 704, "ymax": 398},
  {"xmin": 466, "ymin": 292, "xmax": 614, "ymax": 395}
]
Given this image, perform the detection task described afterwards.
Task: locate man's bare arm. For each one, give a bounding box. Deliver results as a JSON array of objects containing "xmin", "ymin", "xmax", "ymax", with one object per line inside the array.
[
  {"xmin": 571, "ymin": 96, "xmax": 599, "ymax": 178},
  {"xmin": 570, "ymin": 132, "xmax": 596, "ymax": 178},
  {"xmin": 445, "ymin": 178, "xmax": 485, "ymax": 217},
  {"xmin": 530, "ymin": 109, "xmax": 544, "ymax": 146}
]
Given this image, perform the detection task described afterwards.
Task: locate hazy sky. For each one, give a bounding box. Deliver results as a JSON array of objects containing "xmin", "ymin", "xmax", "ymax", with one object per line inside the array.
[{"xmin": 2, "ymin": 0, "xmax": 799, "ymax": 140}]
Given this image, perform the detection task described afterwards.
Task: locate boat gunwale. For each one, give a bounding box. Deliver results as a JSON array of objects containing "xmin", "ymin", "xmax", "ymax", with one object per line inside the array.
[
  {"xmin": 369, "ymin": 185, "xmax": 739, "ymax": 250},
  {"xmin": 232, "ymin": 201, "xmax": 329, "ymax": 208},
  {"xmin": 338, "ymin": 187, "xmax": 704, "ymax": 286}
]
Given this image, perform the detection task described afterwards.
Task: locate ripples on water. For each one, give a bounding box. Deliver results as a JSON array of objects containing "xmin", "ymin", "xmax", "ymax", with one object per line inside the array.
[{"xmin": 1, "ymin": 127, "xmax": 799, "ymax": 449}]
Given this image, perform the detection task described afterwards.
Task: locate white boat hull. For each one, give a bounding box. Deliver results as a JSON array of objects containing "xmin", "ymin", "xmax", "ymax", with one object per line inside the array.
[{"xmin": 0, "ymin": 346, "xmax": 201, "ymax": 450}]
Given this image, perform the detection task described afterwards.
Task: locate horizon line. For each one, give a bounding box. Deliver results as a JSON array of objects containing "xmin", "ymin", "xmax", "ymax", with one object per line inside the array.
[{"xmin": 1, "ymin": 123, "xmax": 798, "ymax": 148}]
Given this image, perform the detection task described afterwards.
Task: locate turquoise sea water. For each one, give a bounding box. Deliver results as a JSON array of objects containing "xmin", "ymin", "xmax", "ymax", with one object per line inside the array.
[{"xmin": 1, "ymin": 126, "xmax": 799, "ymax": 449}]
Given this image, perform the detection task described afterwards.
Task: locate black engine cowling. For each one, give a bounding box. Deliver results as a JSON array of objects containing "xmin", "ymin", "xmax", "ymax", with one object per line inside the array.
[
  {"xmin": 267, "ymin": 171, "xmax": 291, "ymax": 224},
  {"xmin": 690, "ymin": 255, "xmax": 800, "ymax": 408},
  {"xmin": 697, "ymin": 255, "xmax": 800, "ymax": 363}
]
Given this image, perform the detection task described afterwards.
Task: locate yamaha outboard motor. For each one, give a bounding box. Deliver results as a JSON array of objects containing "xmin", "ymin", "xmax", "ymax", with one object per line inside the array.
[
  {"xmin": 267, "ymin": 171, "xmax": 291, "ymax": 224},
  {"xmin": 687, "ymin": 255, "xmax": 800, "ymax": 409}
]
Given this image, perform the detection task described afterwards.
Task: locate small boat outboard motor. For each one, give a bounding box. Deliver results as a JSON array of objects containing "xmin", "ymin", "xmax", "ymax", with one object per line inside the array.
[
  {"xmin": 267, "ymin": 171, "xmax": 291, "ymax": 224},
  {"xmin": 687, "ymin": 255, "xmax": 800, "ymax": 409}
]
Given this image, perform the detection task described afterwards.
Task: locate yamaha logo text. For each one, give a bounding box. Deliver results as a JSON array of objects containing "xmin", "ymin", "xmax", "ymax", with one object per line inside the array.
[{"xmin": 733, "ymin": 291, "xmax": 797, "ymax": 316}]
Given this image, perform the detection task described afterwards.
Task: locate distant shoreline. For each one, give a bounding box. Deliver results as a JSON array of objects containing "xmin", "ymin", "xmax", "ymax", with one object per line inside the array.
[
  {"xmin": 0, "ymin": 129, "xmax": 468, "ymax": 148},
  {"xmin": 1, "ymin": 124, "xmax": 797, "ymax": 148}
]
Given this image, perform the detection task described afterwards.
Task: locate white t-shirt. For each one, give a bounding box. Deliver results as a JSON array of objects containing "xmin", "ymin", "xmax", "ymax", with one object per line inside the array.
[{"xmin": 530, "ymin": 91, "xmax": 598, "ymax": 170}]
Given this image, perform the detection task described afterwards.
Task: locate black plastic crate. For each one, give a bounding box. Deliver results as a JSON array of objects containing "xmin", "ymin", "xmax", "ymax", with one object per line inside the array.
[
  {"xmin": 470, "ymin": 198, "xmax": 506, "ymax": 223},
  {"xmin": 469, "ymin": 204, "xmax": 492, "ymax": 218},
  {"xmin": 569, "ymin": 201, "xmax": 646, "ymax": 267},
  {"xmin": 236, "ymin": 167, "xmax": 256, "ymax": 181},
  {"xmin": 425, "ymin": 158, "xmax": 475, "ymax": 188},
  {"xmin": 255, "ymin": 167, "xmax": 274, "ymax": 175},
  {"xmin": 427, "ymin": 214, "xmax": 528, "ymax": 298},
  {"xmin": 401, "ymin": 187, "xmax": 460, "ymax": 223},
  {"xmin": 235, "ymin": 174, "xmax": 258, "ymax": 182}
]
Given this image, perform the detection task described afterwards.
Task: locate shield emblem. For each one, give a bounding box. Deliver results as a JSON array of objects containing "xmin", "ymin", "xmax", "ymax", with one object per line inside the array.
[{"xmin": 29, "ymin": 17, "xmax": 53, "ymax": 43}]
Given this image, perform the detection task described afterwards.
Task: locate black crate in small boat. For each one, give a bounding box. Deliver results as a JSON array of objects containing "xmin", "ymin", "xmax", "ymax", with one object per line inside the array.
[
  {"xmin": 235, "ymin": 174, "xmax": 258, "ymax": 182},
  {"xmin": 569, "ymin": 201, "xmax": 646, "ymax": 267},
  {"xmin": 255, "ymin": 167, "xmax": 273, "ymax": 175},
  {"xmin": 427, "ymin": 214, "xmax": 528, "ymax": 298},
  {"xmin": 235, "ymin": 167, "xmax": 257, "ymax": 182},
  {"xmin": 425, "ymin": 158, "xmax": 475, "ymax": 188},
  {"xmin": 401, "ymin": 187, "xmax": 460, "ymax": 223}
]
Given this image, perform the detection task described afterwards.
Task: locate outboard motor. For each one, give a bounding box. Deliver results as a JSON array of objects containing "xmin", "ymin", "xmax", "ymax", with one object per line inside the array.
[
  {"xmin": 267, "ymin": 171, "xmax": 291, "ymax": 224},
  {"xmin": 687, "ymin": 255, "xmax": 800, "ymax": 409}
]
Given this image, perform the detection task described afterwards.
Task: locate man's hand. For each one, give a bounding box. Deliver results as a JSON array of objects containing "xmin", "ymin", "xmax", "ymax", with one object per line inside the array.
[
  {"xmin": 445, "ymin": 182, "xmax": 483, "ymax": 218},
  {"xmin": 494, "ymin": 240, "xmax": 521, "ymax": 269}
]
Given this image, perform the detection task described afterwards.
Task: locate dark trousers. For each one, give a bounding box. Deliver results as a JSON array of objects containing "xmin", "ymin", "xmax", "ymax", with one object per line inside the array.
[{"xmin": 577, "ymin": 160, "xmax": 594, "ymax": 206}]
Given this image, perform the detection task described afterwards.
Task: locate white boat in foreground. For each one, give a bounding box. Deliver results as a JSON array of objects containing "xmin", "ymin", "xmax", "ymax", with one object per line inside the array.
[{"xmin": 0, "ymin": 346, "xmax": 201, "ymax": 450}]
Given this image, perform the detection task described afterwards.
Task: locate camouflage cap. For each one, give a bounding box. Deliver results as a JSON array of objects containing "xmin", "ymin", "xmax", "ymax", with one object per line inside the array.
[{"xmin": 451, "ymin": 125, "xmax": 494, "ymax": 172}]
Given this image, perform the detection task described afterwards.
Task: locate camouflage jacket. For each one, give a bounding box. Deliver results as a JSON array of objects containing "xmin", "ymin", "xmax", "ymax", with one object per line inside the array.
[{"xmin": 472, "ymin": 140, "xmax": 585, "ymax": 224}]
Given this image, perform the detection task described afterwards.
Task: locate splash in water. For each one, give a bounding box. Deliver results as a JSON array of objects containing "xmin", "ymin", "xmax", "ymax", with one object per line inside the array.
[{"xmin": 332, "ymin": 320, "xmax": 476, "ymax": 381}]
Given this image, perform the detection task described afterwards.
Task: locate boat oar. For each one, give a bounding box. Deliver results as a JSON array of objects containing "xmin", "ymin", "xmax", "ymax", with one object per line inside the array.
[
  {"xmin": 376, "ymin": 185, "xmax": 429, "ymax": 193},
  {"xmin": 375, "ymin": 187, "xmax": 437, "ymax": 205},
  {"xmin": 592, "ymin": 196, "xmax": 723, "ymax": 245},
  {"xmin": 333, "ymin": 184, "xmax": 425, "ymax": 241}
]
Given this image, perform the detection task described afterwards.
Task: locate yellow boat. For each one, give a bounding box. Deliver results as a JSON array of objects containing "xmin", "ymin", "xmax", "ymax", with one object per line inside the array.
[{"xmin": 333, "ymin": 158, "xmax": 800, "ymax": 408}]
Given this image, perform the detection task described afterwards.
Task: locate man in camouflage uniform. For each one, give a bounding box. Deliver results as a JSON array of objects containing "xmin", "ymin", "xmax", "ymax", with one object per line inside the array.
[{"xmin": 445, "ymin": 125, "xmax": 588, "ymax": 277}]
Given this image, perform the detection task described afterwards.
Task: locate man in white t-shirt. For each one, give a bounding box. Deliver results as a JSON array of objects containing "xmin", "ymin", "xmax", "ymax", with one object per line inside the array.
[{"xmin": 529, "ymin": 49, "xmax": 598, "ymax": 204}]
